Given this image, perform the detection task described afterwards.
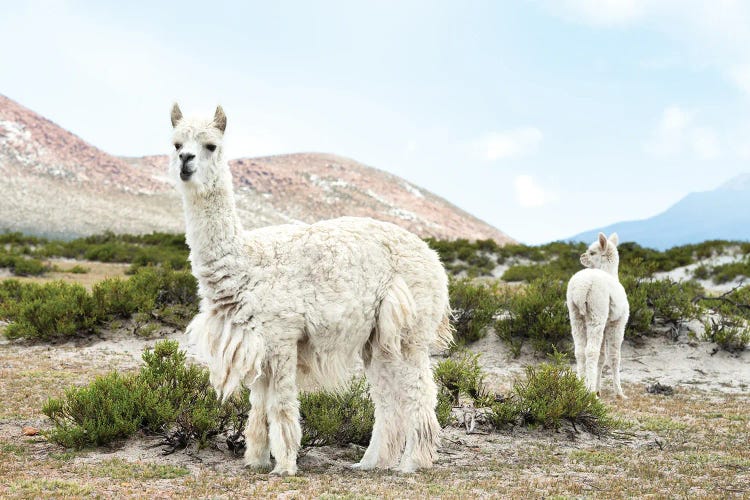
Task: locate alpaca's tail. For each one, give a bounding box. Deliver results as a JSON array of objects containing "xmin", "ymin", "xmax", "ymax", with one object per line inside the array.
[
  {"xmin": 375, "ymin": 277, "xmax": 455, "ymax": 356},
  {"xmin": 374, "ymin": 276, "xmax": 415, "ymax": 358}
]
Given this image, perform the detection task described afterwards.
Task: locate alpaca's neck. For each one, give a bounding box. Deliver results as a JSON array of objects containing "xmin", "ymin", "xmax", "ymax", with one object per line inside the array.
[
  {"xmin": 601, "ymin": 261, "xmax": 619, "ymax": 280},
  {"xmin": 182, "ymin": 176, "xmax": 245, "ymax": 270}
]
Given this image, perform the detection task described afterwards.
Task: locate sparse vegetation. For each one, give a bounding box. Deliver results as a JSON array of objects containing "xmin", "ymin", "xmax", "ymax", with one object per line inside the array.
[
  {"xmin": 42, "ymin": 340, "xmax": 250, "ymax": 450},
  {"xmin": 495, "ymin": 275, "xmax": 570, "ymax": 356},
  {"xmin": 448, "ymin": 279, "xmax": 501, "ymax": 345},
  {"xmin": 299, "ymin": 379, "xmax": 374, "ymax": 447},
  {"xmin": 0, "ymin": 267, "xmax": 197, "ymax": 340}
]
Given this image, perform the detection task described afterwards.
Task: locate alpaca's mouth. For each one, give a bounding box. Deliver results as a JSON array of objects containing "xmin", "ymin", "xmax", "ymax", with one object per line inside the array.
[{"xmin": 180, "ymin": 168, "xmax": 194, "ymax": 181}]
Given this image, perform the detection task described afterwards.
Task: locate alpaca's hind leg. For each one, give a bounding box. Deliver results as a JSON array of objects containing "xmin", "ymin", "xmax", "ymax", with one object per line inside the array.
[
  {"xmin": 584, "ymin": 321, "xmax": 606, "ymax": 394},
  {"xmin": 607, "ymin": 317, "xmax": 628, "ymax": 399},
  {"xmin": 243, "ymin": 375, "xmax": 272, "ymax": 470},
  {"xmin": 569, "ymin": 312, "xmax": 587, "ymax": 380},
  {"xmin": 355, "ymin": 355, "xmax": 405, "ymax": 470},
  {"xmin": 397, "ymin": 350, "xmax": 440, "ymax": 473},
  {"xmin": 265, "ymin": 350, "xmax": 302, "ymax": 476},
  {"xmin": 596, "ymin": 341, "xmax": 606, "ymax": 395}
]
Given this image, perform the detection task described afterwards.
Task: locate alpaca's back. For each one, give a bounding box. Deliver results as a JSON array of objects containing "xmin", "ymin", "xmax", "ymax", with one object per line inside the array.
[
  {"xmin": 242, "ymin": 216, "xmax": 451, "ymax": 389},
  {"xmin": 566, "ymin": 268, "xmax": 628, "ymax": 322}
]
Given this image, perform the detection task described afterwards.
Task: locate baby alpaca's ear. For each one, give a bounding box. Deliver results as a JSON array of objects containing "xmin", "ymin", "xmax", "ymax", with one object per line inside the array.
[
  {"xmin": 598, "ymin": 232, "xmax": 608, "ymax": 250},
  {"xmin": 608, "ymin": 233, "xmax": 619, "ymax": 247}
]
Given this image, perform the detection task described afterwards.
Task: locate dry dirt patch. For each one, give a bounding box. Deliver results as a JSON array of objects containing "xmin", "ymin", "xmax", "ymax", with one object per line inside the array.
[{"xmin": 1, "ymin": 331, "xmax": 748, "ymax": 498}]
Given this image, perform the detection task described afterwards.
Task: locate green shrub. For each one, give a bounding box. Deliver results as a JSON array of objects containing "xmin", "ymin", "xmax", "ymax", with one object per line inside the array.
[
  {"xmin": 449, "ymin": 279, "xmax": 501, "ymax": 345},
  {"xmin": 482, "ymin": 353, "xmax": 614, "ymax": 433},
  {"xmin": 701, "ymin": 316, "xmax": 749, "ymax": 353},
  {"xmin": 620, "ymin": 260, "xmax": 700, "ymax": 338},
  {"xmin": 68, "ymin": 265, "xmax": 89, "ymax": 274},
  {"xmin": 1, "ymin": 267, "xmax": 199, "ymax": 340},
  {"xmin": 709, "ymin": 259, "xmax": 750, "ymax": 284},
  {"xmin": 299, "ymin": 379, "xmax": 375, "ymax": 447},
  {"xmin": 495, "ymin": 276, "xmax": 570, "ymax": 356},
  {"xmin": 42, "ymin": 372, "xmax": 141, "ymax": 448},
  {"xmin": 43, "ymin": 341, "xmax": 250, "ymax": 450},
  {"xmin": 696, "ymin": 286, "xmax": 750, "ymax": 352},
  {"xmin": 0, "ymin": 280, "xmax": 96, "ymax": 340},
  {"xmin": 433, "ymin": 351, "xmax": 487, "ymax": 405},
  {"xmin": 501, "ymin": 264, "xmax": 547, "ymax": 282},
  {"xmin": 509, "ymin": 357, "xmax": 613, "ymax": 433}
]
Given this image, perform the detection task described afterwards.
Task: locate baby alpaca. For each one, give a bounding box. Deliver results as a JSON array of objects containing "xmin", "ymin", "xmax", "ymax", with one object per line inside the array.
[
  {"xmin": 169, "ymin": 104, "xmax": 453, "ymax": 476},
  {"xmin": 566, "ymin": 233, "xmax": 629, "ymax": 398}
]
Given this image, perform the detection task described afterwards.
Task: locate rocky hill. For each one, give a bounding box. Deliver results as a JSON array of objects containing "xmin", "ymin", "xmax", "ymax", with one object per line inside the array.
[{"xmin": 0, "ymin": 94, "xmax": 513, "ymax": 243}]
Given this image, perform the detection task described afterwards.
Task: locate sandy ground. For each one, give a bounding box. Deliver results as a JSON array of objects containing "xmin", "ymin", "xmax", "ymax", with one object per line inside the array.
[
  {"xmin": 2, "ymin": 258, "xmax": 130, "ymax": 289},
  {"xmin": 1, "ymin": 320, "xmax": 749, "ymax": 497}
]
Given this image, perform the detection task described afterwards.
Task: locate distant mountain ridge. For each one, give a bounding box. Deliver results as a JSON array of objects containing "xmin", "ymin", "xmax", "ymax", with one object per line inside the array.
[
  {"xmin": 570, "ymin": 175, "xmax": 750, "ymax": 249},
  {"xmin": 0, "ymin": 94, "xmax": 514, "ymax": 244}
]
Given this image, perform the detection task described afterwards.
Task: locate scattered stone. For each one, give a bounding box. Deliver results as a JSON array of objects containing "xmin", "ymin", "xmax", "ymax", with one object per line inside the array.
[
  {"xmin": 646, "ymin": 383, "xmax": 674, "ymax": 396},
  {"xmin": 22, "ymin": 426, "xmax": 39, "ymax": 436}
]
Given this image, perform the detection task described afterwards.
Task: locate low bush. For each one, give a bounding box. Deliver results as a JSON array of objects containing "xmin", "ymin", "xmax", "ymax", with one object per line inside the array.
[
  {"xmin": 43, "ymin": 341, "xmax": 249, "ymax": 450},
  {"xmin": 0, "ymin": 251, "xmax": 48, "ymax": 276},
  {"xmin": 433, "ymin": 351, "xmax": 487, "ymax": 405},
  {"xmin": 709, "ymin": 259, "xmax": 750, "ymax": 284},
  {"xmin": 435, "ymin": 350, "xmax": 615, "ymax": 434},
  {"xmin": 701, "ymin": 316, "xmax": 749, "ymax": 353},
  {"xmin": 449, "ymin": 279, "xmax": 501, "ymax": 345},
  {"xmin": 1, "ymin": 267, "xmax": 198, "ymax": 340},
  {"xmin": 495, "ymin": 276, "xmax": 570, "ymax": 356},
  {"xmin": 299, "ymin": 378, "xmax": 374, "ymax": 447},
  {"xmin": 695, "ymin": 286, "xmax": 750, "ymax": 352},
  {"xmin": 620, "ymin": 260, "xmax": 701, "ymax": 338},
  {"xmin": 0, "ymin": 280, "xmax": 97, "ymax": 340},
  {"xmin": 506, "ymin": 355, "xmax": 614, "ymax": 433}
]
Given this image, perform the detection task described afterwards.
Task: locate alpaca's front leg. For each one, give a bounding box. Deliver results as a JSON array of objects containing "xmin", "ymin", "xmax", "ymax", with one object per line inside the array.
[
  {"xmin": 266, "ymin": 351, "xmax": 302, "ymax": 476},
  {"xmin": 244, "ymin": 376, "xmax": 272, "ymax": 470}
]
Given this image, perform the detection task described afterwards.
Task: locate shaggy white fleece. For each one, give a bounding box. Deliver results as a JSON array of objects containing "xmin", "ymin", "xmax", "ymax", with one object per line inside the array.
[
  {"xmin": 169, "ymin": 104, "xmax": 453, "ymax": 475},
  {"xmin": 566, "ymin": 233, "xmax": 629, "ymax": 398}
]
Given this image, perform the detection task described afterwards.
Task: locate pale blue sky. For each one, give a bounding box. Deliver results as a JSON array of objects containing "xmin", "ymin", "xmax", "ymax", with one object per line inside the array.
[{"xmin": 1, "ymin": 1, "xmax": 749, "ymax": 243}]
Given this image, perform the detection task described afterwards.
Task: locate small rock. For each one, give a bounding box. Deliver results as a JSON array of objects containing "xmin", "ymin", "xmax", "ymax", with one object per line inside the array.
[
  {"xmin": 22, "ymin": 426, "xmax": 39, "ymax": 436},
  {"xmin": 646, "ymin": 383, "xmax": 674, "ymax": 396}
]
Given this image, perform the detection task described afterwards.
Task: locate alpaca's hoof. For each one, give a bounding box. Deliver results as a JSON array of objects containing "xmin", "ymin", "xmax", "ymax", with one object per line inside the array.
[
  {"xmin": 350, "ymin": 461, "xmax": 375, "ymax": 471},
  {"xmin": 616, "ymin": 392, "xmax": 628, "ymax": 400},
  {"xmin": 244, "ymin": 459, "xmax": 273, "ymax": 472},
  {"xmin": 397, "ymin": 461, "xmax": 418, "ymax": 474},
  {"xmin": 269, "ymin": 465, "xmax": 297, "ymax": 477}
]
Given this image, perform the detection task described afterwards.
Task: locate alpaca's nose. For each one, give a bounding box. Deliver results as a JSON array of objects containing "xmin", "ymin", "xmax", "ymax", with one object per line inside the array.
[{"xmin": 179, "ymin": 153, "xmax": 195, "ymax": 165}]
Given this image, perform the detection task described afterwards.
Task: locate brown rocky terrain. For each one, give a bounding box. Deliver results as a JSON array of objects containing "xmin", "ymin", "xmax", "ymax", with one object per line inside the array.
[{"xmin": 0, "ymin": 95, "xmax": 514, "ymax": 243}]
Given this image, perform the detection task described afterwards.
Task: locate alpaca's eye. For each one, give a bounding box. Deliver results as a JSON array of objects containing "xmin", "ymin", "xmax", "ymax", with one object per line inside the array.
[
  {"xmin": 174, "ymin": 143, "xmax": 182, "ymax": 151},
  {"xmin": 206, "ymin": 144, "xmax": 216, "ymax": 152}
]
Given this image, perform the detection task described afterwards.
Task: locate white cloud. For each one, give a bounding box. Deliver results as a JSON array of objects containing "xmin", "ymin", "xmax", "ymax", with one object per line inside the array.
[
  {"xmin": 538, "ymin": 0, "xmax": 750, "ymax": 95},
  {"xmin": 645, "ymin": 106, "xmax": 721, "ymax": 159},
  {"xmin": 478, "ymin": 127, "xmax": 543, "ymax": 161},
  {"xmin": 646, "ymin": 105, "xmax": 692, "ymax": 156},
  {"xmin": 513, "ymin": 175, "xmax": 556, "ymax": 208}
]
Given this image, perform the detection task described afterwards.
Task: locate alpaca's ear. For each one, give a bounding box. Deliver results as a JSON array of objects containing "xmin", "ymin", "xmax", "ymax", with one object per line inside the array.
[
  {"xmin": 171, "ymin": 103, "xmax": 183, "ymax": 128},
  {"xmin": 598, "ymin": 232, "xmax": 608, "ymax": 250},
  {"xmin": 213, "ymin": 105, "xmax": 227, "ymax": 134},
  {"xmin": 608, "ymin": 233, "xmax": 619, "ymax": 247}
]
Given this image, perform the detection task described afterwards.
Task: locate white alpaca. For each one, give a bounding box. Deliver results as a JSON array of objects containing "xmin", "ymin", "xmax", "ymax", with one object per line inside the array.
[
  {"xmin": 566, "ymin": 233, "xmax": 629, "ymax": 398},
  {"xmin": 169, "ymin": 104, "xmax": 453, "ymax": 476}
]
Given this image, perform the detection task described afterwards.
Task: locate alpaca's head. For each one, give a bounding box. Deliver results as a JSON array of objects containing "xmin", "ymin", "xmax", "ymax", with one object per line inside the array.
[
  {"xmin": 580, "ymin": 232, "xmax": 620, "ymax": 275},
  {"xmin": 169, "ymin": 103, "xmax": 228, "ymax": 192}
]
